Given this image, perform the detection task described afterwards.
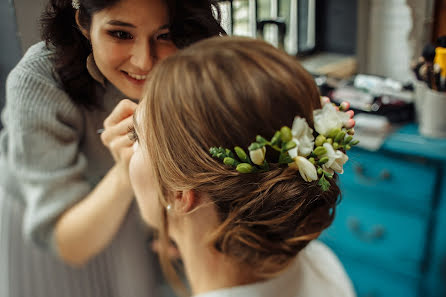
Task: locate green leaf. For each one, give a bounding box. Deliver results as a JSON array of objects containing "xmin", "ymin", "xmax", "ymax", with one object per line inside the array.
[
  {"xmin": 248, "ymin": 142, "xmax": 261, "ymax": 151},
  {"xmin": 318, "ymin": 175, "xmax": 331, "ymax": 191},
  {"xmin": 209, "ymin": 147, "xmax": 218, "ymax": 157},
  {"xmin": 271, "ymin": 131, "xmax": 281, "ymax": 146},
  {"xmin": 260, "ymin": 159, "xmax": 270, "ymax": 171},
  {"xmin": 256, "ymin": 135, "xmax": 268, "ymax": 145},
  {"xmin": 322, "ymin": 170, "xmax": 334, "ymax": 178},
  {"xmin": 282, "ymin": 141, "xmax": 296, "ymax": 152},
  {"xmin": 278, "ymin": 153, "xmax": 293, "ymax": 164}
]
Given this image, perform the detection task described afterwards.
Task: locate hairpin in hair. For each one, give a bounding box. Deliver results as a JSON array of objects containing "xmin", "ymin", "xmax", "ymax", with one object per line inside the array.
[
  {"xmin": 209, "ymin": 97, "xmax": 359, "ymax": 191},
  {"xmin": 72, "ymin": 0, "xmax": 80, "ymax": 10}
]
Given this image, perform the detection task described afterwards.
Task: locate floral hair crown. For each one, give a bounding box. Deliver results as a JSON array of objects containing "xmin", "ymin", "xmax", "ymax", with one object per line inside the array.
[{"xmin": 209, "ymin": 97, "xmax": 359, "ymax": 191}]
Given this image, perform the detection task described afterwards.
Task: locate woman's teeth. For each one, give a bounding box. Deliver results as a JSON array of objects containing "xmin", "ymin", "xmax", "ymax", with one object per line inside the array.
[{"xmin": 127, "ymin": 73, "xmax": 147, "ymax": 80}]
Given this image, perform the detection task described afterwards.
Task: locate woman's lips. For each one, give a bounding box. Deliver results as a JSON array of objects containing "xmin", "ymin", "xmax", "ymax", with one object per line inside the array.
[{"xmin": 122, "ymin": 71, "xmax": 147, "ymax": 85}]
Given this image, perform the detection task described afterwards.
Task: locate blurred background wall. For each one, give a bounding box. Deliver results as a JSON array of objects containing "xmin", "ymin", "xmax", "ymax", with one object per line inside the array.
[
  {"xmin": 0, "ymin": 0, "xmax": 22, "ymax": 129},
  {"xmin": 0, "ymin": 0, "xmax": 46, "ymax": 129}
]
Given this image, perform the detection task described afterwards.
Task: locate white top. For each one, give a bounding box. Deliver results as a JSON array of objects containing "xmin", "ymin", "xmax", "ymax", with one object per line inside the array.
[{"xmin": 195, "ymin": 241, "xmax": 356, "ymax": 297}]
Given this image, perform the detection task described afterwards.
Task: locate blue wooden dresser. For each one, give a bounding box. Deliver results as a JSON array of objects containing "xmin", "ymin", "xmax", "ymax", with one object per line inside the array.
[{"xmin": 320, "ymin": 124, "xmax": 446, "ymax": 297}]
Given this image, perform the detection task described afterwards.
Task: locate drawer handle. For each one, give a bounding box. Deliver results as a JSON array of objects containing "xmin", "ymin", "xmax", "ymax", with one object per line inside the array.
[
  {"xmin": 353, "ymin": 164, "xmax": 392, "ymax": 185},
  {"xmin": 347, "ymin": 218, "xmax": 386, "ymax": 243}
]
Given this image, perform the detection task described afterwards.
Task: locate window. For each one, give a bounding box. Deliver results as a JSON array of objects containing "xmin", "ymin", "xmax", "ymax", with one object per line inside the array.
[{"xmin": 217, "ymin": 0, "xmax": 316, "ymax": 55}]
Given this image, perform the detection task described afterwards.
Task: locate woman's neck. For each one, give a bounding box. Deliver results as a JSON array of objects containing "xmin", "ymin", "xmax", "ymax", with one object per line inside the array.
[
  {"xmin": 177, "ymin": 231, "xmax": 261, "ymax": 296},
  {"xmin": 170, "ymin": 205, "xmax": 262, "ymax": 296}
]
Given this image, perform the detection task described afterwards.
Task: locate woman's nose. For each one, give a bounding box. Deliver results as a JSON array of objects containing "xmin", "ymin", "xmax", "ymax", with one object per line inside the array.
[{"xmin": 130, "ymin": 41, "xmax": 155, "ymax": 72}]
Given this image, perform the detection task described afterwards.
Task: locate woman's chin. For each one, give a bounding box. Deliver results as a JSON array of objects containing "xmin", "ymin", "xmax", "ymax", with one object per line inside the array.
[{"xmin": 114, "ymin": 79, "xmax": 144, "ymax": 100}]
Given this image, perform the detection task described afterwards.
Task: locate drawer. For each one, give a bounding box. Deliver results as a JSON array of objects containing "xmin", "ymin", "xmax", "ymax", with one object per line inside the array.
[
  {"xmin": 339, "ymin": 256, "xmax": 419, "ymax": 297},
  {"xmin": 340, "ymin": 149, "xmax": 436, "ymax": 215},
  {"xmin": 320, "ymin": 199, "xmax": 428, "ymax": 277}
]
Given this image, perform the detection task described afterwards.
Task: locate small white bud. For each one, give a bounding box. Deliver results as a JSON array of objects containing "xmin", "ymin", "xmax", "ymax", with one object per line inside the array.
[
  {"xmin": 293, "ymin": 156, "xmax": 318, "ymax": 182},
  {"xmin": 249, "ymin": 147, "xmax": 266, "ymax": 166}
]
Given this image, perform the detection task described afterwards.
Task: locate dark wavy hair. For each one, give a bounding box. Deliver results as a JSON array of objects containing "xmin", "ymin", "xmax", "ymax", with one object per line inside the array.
[{"xmin": 40, "ymin": 0, "xmax": 226, "ymax": 109}]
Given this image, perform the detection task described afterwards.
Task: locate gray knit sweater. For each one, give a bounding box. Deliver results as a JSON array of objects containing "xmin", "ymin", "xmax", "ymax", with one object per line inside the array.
[{"xmin": 0, "ymin": 41, "xmax": 126, "ymax": 254}]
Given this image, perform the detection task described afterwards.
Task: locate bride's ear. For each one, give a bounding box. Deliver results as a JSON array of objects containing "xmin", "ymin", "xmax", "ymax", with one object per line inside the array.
[
  {"xmin": 174, "ymin": 190, "xmax": 198, "ymax": 213},
  {"xmin": 75, "ymin": 10, "xmax": 90, "ymax": 39}
]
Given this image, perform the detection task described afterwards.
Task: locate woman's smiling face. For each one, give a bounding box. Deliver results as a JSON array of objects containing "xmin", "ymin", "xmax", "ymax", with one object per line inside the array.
[{"xmin": 86, "ymin": 0, "xmax": 177, "ymax": 99}]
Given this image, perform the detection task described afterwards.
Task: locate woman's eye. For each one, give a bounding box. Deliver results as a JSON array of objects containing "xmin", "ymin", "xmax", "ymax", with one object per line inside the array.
[
  {"xmin": 157, "ymin": 31, "xmax": 171, "ymax": 41},
  {"xmin": 108, "ymin": 30, "xmax": 134, "ymax": 40},
  {"xmin": 128, "ymin": 126, "xmax": 139, "ymax": 142}
]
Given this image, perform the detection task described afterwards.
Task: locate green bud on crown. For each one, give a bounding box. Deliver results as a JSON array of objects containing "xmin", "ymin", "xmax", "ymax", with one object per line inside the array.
[
  {"xmin": 234, "ymin": 146, "xmax": 249, "ymax": 163},
  {"xmin": 236, "ymin": 163, "xmax": 254, "ymax": 173},
  {"xmin": 280, "ymin": 126, "xmax": 292, "ymax": 143}
]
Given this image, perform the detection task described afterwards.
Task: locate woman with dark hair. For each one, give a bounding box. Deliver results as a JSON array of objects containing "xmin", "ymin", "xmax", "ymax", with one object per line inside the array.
[
  {"xmin": 129, "ymin": 36, "xmax": 356, "ymax": 297},
  {"xmin": 0, "ymin": 0, "xmax": 224, "ymax": 296}
]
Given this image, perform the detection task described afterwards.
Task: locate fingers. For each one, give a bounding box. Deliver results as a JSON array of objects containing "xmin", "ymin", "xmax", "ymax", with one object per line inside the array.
[
  {"xmin": 99, "ymin": 99, "xmax": 138, "ymax": 178},
  {"xmin": 103, "ymin": 99, "xmax": 137, "ymax": 127},
  {"xmin": 108, "ymin": 135, "xmax": 134, "ymax": 156},
  {"xmin": 101, "ymin": 116, "xmax": 134, "ymax": 147}
]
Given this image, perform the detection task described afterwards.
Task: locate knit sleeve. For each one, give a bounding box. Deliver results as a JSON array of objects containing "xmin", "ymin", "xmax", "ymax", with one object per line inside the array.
[{"xmin": 4, "ymin": 64, "xmax": 91, "ymax": 255}]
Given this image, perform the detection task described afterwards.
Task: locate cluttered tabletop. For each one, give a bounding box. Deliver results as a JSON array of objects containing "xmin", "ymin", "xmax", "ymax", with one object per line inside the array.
[{"xmin": 313, "ymin": 36, "xmax": 446, "ymax": 157}]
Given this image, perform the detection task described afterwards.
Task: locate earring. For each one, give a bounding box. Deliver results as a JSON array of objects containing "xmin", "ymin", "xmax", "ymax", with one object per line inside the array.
[
  {"xmin": 86, "ymin": 53, "xmax": 105, "ymax": 86},
  {"xmin": 166, "ymin": 204, "xmax": 173, "ymax": 212},
  {"xmin": 72, "ymin": 0, "xmax": 80, "ymax": 10}
]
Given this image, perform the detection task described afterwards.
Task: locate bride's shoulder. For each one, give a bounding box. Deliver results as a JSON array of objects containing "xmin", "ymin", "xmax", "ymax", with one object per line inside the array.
[{"xmin": 293, "ymin": 240, "xmax": 356, "ymax": 297}]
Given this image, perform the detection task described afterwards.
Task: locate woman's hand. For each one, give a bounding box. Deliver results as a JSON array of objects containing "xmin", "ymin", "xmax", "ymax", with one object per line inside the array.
[{"xmin": 101, "ymin": 99, "xmax": 137, "ymax": 181}]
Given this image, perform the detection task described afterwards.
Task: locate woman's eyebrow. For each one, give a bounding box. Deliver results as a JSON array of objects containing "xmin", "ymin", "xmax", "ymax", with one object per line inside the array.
[
  {"xmin": 107, "ymin": 20, "xmax": 136, "ymax": 28},
  {"xmin": 107, "ymin": 21, "xmax": 170, "ymax": 31}
]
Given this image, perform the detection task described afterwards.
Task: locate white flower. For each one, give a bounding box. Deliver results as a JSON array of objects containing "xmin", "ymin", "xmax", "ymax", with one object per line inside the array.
[
  {"xmin": 288, "ymin": 117, "xmax": 314, "ymax": 158},
  {"xmin": 322, "ymin": 143, "xmax": 349, "ymax": 174},
  {"xmin": 249, "ymin": 147, "xmax": 266, "ymax": 166},
  {"xmin": 289, "ymin": 156, "xmax": 318, "ymax": 182},
  {"xmin": 313, "ymin": 104, "xmax": 351, "ymax": 136}
]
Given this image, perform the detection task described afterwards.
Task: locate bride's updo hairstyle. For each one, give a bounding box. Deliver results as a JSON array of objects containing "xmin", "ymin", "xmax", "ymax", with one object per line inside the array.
[{"xmin": 139, "ymin": 36, "xmax": 340, "ymax": 281}]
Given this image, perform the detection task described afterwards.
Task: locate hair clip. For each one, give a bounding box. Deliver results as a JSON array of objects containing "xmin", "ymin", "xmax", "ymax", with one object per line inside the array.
[
  {"xmin": 72, "ymin": 0, "xmax": 80, "ymax": 10},
  {"xmin": 209, "ymin": 98, "xmax": 359, "ymax": 191}
]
